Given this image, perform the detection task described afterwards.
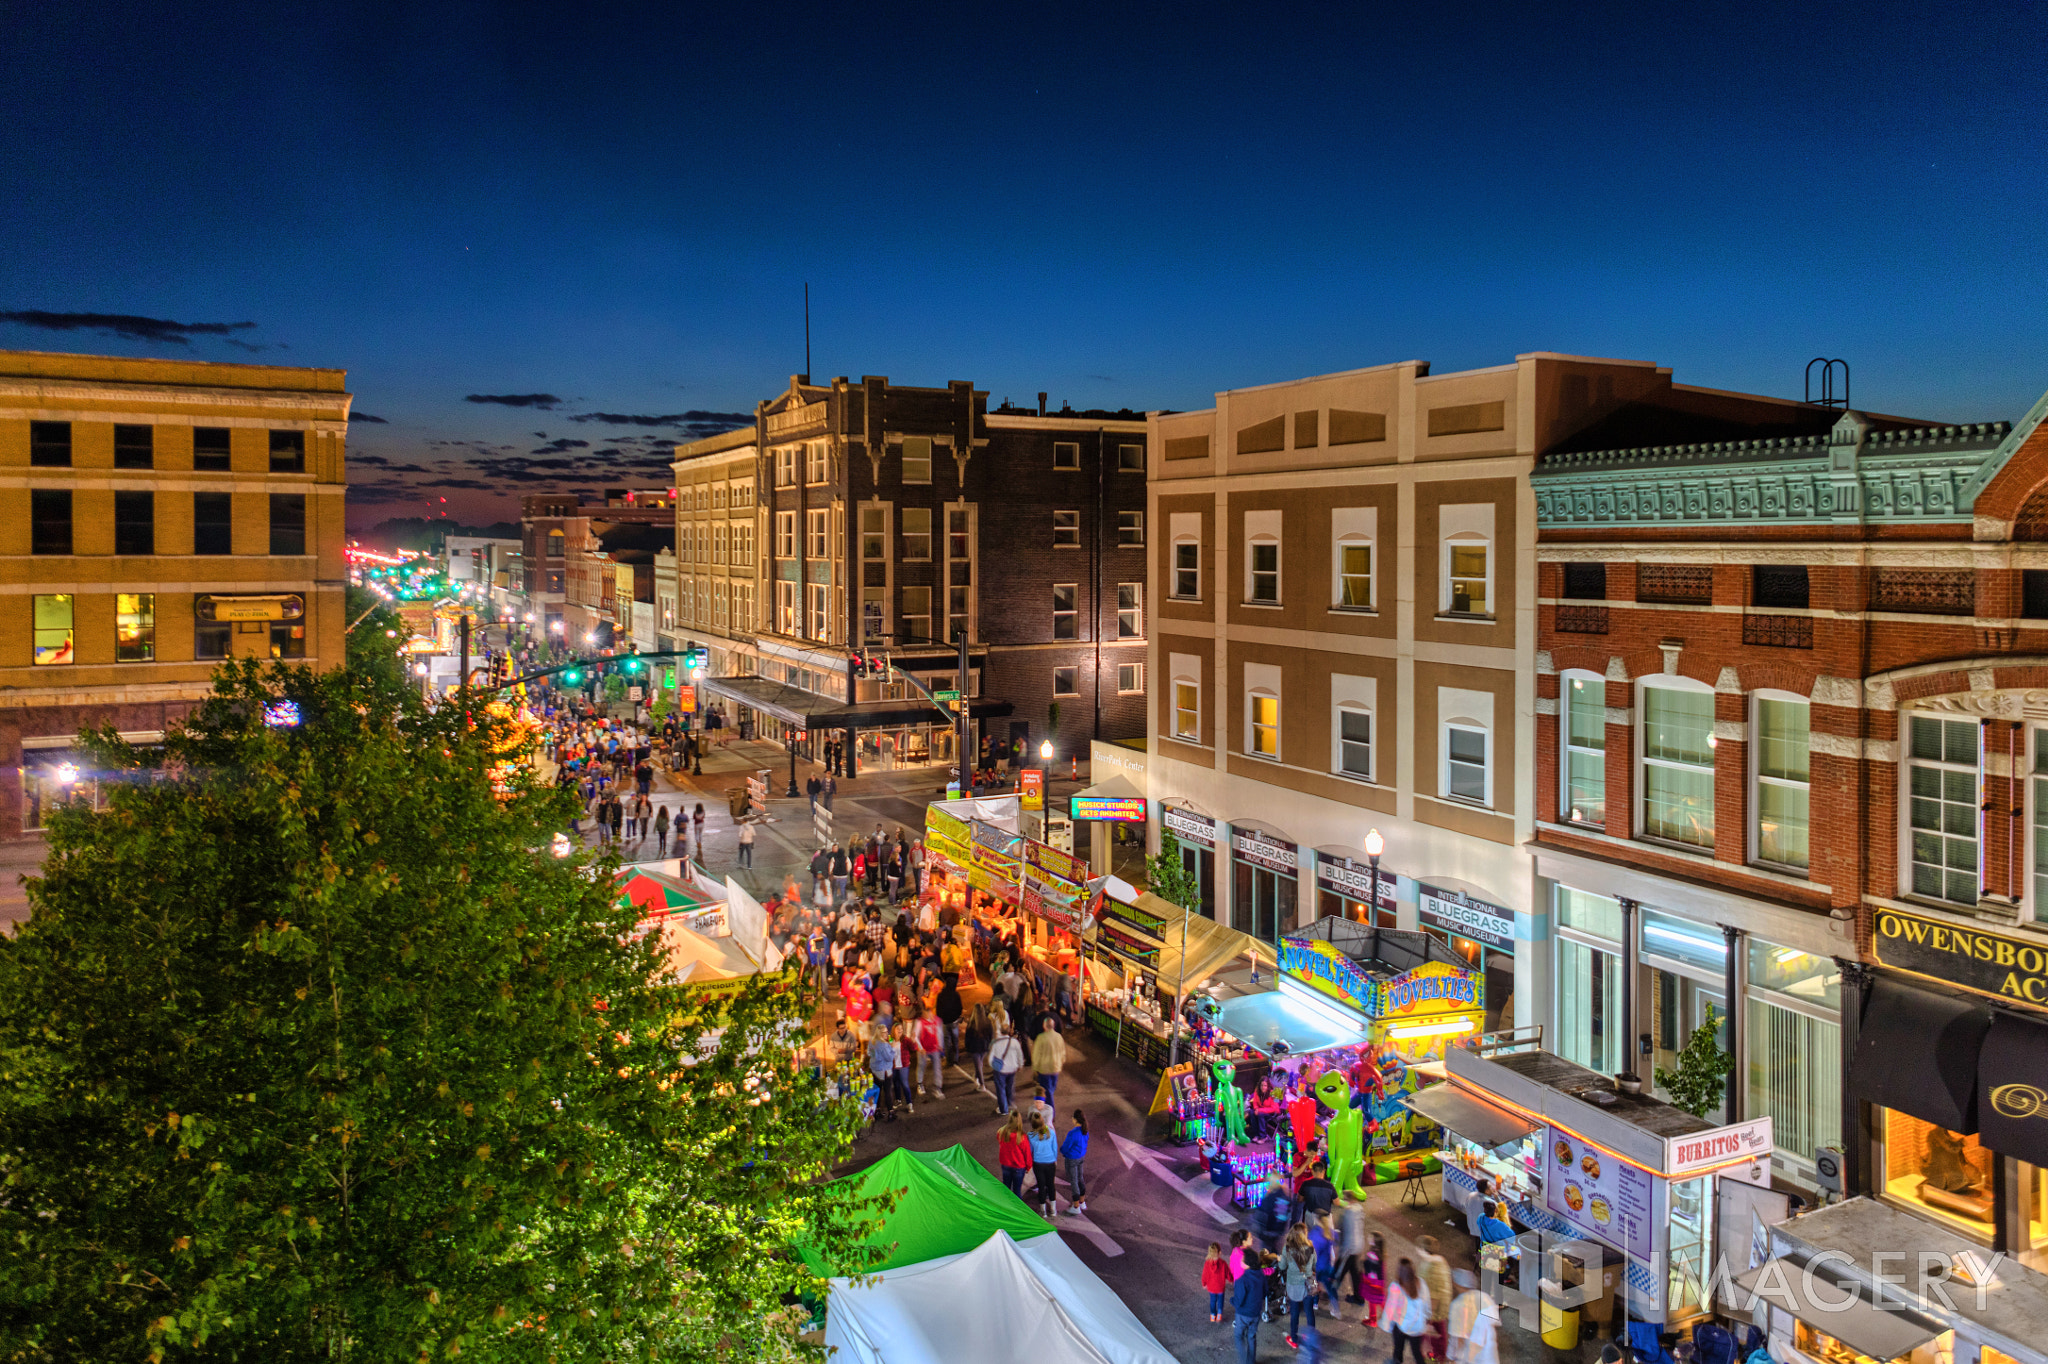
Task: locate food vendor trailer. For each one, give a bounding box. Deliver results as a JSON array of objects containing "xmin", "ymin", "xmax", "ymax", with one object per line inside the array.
[{"xmin": 1408, "ymin": 1036, "xmax": 1775, "ymax": 1329}]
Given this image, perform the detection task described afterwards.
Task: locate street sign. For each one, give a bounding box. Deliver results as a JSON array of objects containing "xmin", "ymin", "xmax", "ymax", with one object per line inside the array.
[
  {"xmin": 934, "ymin": 688, "xmax": 961, "ymax": 703},
  {"xmin": 627, "ymin": 685, "xmax": 643, "ymax": 702}
]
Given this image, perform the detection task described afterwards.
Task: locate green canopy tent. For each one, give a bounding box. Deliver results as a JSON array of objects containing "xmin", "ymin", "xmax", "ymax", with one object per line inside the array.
[{"xmin": 798, "ymin": 1145, "xmax": 1050, "ymax": 1276}]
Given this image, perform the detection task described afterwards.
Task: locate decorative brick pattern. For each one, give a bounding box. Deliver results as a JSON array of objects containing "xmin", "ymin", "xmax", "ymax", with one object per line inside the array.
[
  {"xmin": 1742, "ymin": 614, "xmax": 1812, "ymax": 649},
  {"xmin": 1637, "ymin": 563, "xmax": 1713, "ymax": 604},
  {"xmin": 1869, "ymin": 568, "xmax": 1974, "ymax": 616},
  {"xmin": 1554, "ymin": 604, "xmax": 1608, "ymax": 634}
]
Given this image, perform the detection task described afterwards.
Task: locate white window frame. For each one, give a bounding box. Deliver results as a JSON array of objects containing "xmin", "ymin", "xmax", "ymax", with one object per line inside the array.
[
  {"xmin": 1117, "ymin": 510, "xmax": 1145, "ymax": 547},
  {"xmin": 1053, "ymin": 441, "xmax": 1080, "ymax": 470},
  {"xmin": 1438, "ymin": 502, "xmax": 1495, "ymax": 618},
  {"xmin": 1639, "ymin": 676, "xmax": 1718, "ymax": 850},
  {"xmin": 775, "ymin": 579, "xmax": 799, "ymax": 634},
  {"xmin": 775, "ymin": 447, "xmax": 797, "ymax": 487},
  {"xmin": 1052, "ymin": 665, "xmax": 1079, "ymax": 696},
  {"xmin": 1561, "ymin": 669, "xmax": 1607, "ymax": 828},
  {"xmin": 1443, "ymin": 722, "xmax": 1490, "ymax": 806},
  {"xmin": 1332, "ymin": 506, "xmax": 1376, "ymax": 611},
  {"xmin": 805, "ymin": 509, "xmax": 829, "ymax": 559},
  {"xmin": 1052, "ymin": 583, "xmax": 1078, "ymax": 640},
  {"xmin": 805, "ymin": 441, "xmax": 830, "ymax": 485},
  {"xmin": 806, "ymin": 581, "xmax": 830, "ymax": 641},
  {"xmin": 1330, "ymin": 672, "xmax": 1377, "ymax": 783},
  {"xmin": 1117, "ymin": 662, "xmax": 1144, "ymax": 694},
  {"xmin": 1245, "ymin": 661, "xmax": 1282, "ymax": 761},
  {"xmin": 1245, "ymin": 509, "xmax": 1281, "ymax": 605},
  {"xmin": 1116, "ymin": 582, "xmax": 1142, "ymax": 639},
  {"xmin": 1904, "ymin": 711, "xmax": 1981, "ymax": 908},
  {"xmin": 774, "ymin": 511, "xmax": 796, "ymax": 559},
  {"xmin": 859, "ymin": 505, "xmax": 886, "ymax": 560},
  {"xmin": 1053, "ymin": 509, "xmax": 1080, "ymax": 548},
  {"xmin": 1439, "ymin": 684, "xmax": 1494, "ymax": 808},
  {"xmin": 1170, "ymin": 511, "xmax": 1202, "ymax": 600},
  {"xmin": 1170, "ymin": 652, "xmax": 1202, "ymax": 743},
  {"xmin": 1752, "ymin": 690, "xmax": 1811, "ymax": 871}
]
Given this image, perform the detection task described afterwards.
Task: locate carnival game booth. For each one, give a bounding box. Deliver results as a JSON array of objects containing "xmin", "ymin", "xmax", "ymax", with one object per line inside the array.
[
  {"xmin": 1411, "ymin": 1034, "xmax": 1775, "ymax": 1331},
  {"xmin": 803, "ymin": 1146, "xmax": 1176, "ymax": 1364}
]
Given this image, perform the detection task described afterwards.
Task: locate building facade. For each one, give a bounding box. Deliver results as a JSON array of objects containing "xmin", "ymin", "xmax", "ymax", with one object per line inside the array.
[
  {"xmin": 678, "ymin": 378, "xmax": 1148, "ymax": 774},
  {"xmin": 1532, "ymin": 384, "xmax": 2048, "ymax": 1264},
  {"xmin": 1143, "ymin": 353, "xmax": 1832, "ymax": 1034},
  {"xmin": 0, "ymin": 349, "xmax": 351, "ymax": 925}
]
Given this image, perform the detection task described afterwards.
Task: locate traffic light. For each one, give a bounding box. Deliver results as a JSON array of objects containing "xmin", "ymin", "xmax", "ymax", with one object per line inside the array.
[
  {"xmin": 663, "ymin": 667, "xmax": 677, "ymax": 689},
  {"xmin": 624, "ymin": 656, "xmax": 641, "ymax": 673},
  {"xmin": 563, "ymin": 668, "xmax": 582, "ymax": 685}
]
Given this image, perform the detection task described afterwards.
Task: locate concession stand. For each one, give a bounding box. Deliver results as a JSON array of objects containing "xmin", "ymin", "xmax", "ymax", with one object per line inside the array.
[
  {"xmin": 1083, "ymin": 886, "xmax": 1275, "ymax": 1072},
  {"xmin": 922, "ymin": 794, "xmax": 1099, "ymax": 1011},
  {"xmin": 1410, "ymin": 1036, "xmax": 1775, "ymax": 1328}
]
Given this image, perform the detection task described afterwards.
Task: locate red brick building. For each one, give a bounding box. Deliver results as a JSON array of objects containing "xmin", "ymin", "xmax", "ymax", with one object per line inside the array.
[{"xmin": 1532, "ymin": 387, "xmax": 2048, "ymax": 1266}]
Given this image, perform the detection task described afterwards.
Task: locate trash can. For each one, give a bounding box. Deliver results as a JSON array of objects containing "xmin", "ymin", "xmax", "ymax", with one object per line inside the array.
[{"xmin": 1538, "ymin": 1277, "xmax": 1580, "ymax": 1351}]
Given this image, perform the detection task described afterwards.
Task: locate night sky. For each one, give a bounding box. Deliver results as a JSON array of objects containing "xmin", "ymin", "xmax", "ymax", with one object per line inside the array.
[{"xmin": 3, "ymin": 1, "xmax": 2043, "ymax": 528}]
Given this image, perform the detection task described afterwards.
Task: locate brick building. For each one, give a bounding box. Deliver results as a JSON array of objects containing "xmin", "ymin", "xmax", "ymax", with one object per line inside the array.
[
  {"xmin": 683, "ymin": 377, "xmax": 1148, "ymax": 777},
  {"xmin": 514, "ymin": 490, "xmax": 672, "ymax": 649},
  {"xmin": 1532, "ymin": 385, "xmax": 2048, "ymax": 1266}
]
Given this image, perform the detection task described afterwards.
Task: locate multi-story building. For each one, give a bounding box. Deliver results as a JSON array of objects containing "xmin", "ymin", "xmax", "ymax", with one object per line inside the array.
[
  {"xmin": 0, "ymin": 349, "xmax": 351, "ymax": 925},
  {"xmin": 518, "ymin": 493, "xmax": 580, "ymax": 638},
  {"xmin": 669, "ymin": 426, "xmax": 759, "ymax": 687},
  {"xmin": 1531, "ymin": 381, "xmax": 2048, "ymax": 1265},
  {"xmin": 444, "ymin": 533, "xmax": 519, "ymax": 614},
  {"xmin": 1143, "ymin": 353, "xmax": 1827, "ymax": 1033},
  {"xmin": 518, "ymin": 491, "xmax": 671, "ymax": 650},
  {"xmin": 678, "ymin": 378, "xmax": 1148, "ymax": 775}
]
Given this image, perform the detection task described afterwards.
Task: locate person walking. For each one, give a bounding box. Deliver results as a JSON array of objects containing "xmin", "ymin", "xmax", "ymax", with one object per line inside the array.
[
  {"xmin": 1030, "ymin": 1017, "xmax": 1067, "ymax": 1109},
  {"xmin": 653, "ymin": 804, "xmax": 671, "ymax": 858},
  {"xmin": 989, "ymin": 1023, "xmax": 1024, "ymax": 1116},
  {"xmin": 1377, "ymin": 1258, "xmax": 1430, "ymax": 1364},
  {"xmin": 1359, "ymin": 1231, "xmax": 1387, "ymax": 1326},
  {"xmin": 737, "ymin": 820, "xmax": 755, "ymax": 868},
  {"xmin": 1447, "ymin": 1269, "xmax": 1501, "ymax": 1364},
  {"xmin": 606, "ymin": 794, "xmax": 624, "ymax": 848},
  {"xmin": 934, "ymin": 972, "xmax": 964, "ymax": 1062},
  {"xmin": 1417, "ymin": 1235, "xmax": 1453, "ymax": 1359},
  {"xmin": 1337, "ymin": 1190, "xmax": 1368, "ymax": 1303},
  {"xmin": 912, "ymin": 1010, "xmax": 945, "ymax": 1100},
  {"xmin": 691, "ymin": 803, "xmax": 706, "ymax": 859},
  {"xmin": 1025, "ymin": 1111, "xmax": 1059, "ymax": 1218},
  {"xmin": 1231, "ymin": 1249, "xmax": 1271, "ymax": 1364},
  {"xmin": 829, "ymin": 842, "xmax": 850, "ymax": 904},
  {"xmin": 1202, "ymin": 1242, "xmax": 1231, "ymax": 1324},
  {"xmin": 632, "ymin": 791, "xmax": 652, "ymax": 845},
  {"xmin": 1059, "ymin": 1109, "xmax": 1090, "ymax": 1214},
  {"xmin": 1282, "ymin": 1224, "xmax": 1317, "ymax": 1350},
  {"xmin": 866, "ymin": 1025, "xmax": 900, "ymax": 1122},
  {"xmin": 962, "ymin": 1005, "xmax": 993, "ymax": 1091},
  {"xmin": 997, "ymin": 1113, "xmax": 1031, "ymax": 1197}
]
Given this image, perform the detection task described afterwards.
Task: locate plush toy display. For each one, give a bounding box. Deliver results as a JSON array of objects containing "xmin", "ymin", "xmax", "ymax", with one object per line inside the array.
[
  {"xmin": 1212, "ymin": 1058, "xmax": 1249, "ymax": 1145},
  {"xmin": 1315, "ymin": 1070, "xmax": 1369, "ymax": 1199}
]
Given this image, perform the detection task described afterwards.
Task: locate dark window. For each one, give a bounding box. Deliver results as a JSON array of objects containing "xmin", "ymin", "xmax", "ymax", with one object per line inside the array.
[
  {"xmin": 193, "ymin": 427, "xmax": 232, "ymax": 471},
  {"xmin": 114, "ymin": 490, "xmax": 154, "ymax": 555},
  {"xmin": 30, "ymin": 489, "xmax": 71, "ymax": 554},
  {"xmin": 1752, "ymin": 564, "xmax": 1809, "ymax": 610},
  {"xmin": 269, "ymin": 493, "xmax": 307, "ymax": 555},
  {"xmin": 29, "ymin": 421, "xmax": 70, "ymax": 467},
  {"xmin": 1562, "ymin": 562, "xmax": 1607, "ymax": 600},
  {"xmin": 269, "ymin": 430, "xmax": 305, "ymax": 473},
  {"xmin": 2024, "ymin": 570, "xmax": 2048, "ymax": 620},
  {"xmin": 193, "ymin": 493, "xmax": 234, "ymax": 555},
  {"xmin": 195, "ymin": 606, "xmax": 232, "ymax": 660},
  {"xmin": 270, "ymin": 621, "xmax": 306, "ymax": 659},
  {"xmin": 114, "ymin": 424, "xmax": 153, "ymax": 469}
]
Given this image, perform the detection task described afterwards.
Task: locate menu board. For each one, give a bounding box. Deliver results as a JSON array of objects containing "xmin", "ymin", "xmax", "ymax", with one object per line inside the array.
[{"xmin": 1543, "ymin": 1126, "xmax": 1654, "ymax": 1260}]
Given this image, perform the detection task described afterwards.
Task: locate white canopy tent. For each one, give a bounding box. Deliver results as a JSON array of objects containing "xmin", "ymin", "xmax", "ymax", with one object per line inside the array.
[{"xmin": 824, "ymin": 1230, "xmax": 1176, "ymax": 1364}]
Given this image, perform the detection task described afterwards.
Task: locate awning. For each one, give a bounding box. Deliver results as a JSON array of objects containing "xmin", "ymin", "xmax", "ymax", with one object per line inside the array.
[
  {"xmin": 1733, "ymin": 1262, "xmax": 1940, "ymax": 1362},
  {"xmin": 1850, "ymin": 977, "xmax": 1991, "ymax": 1132},
  {"xmin": 1979, "ymin": 1008, "xmax": 2048, "ymax": 1166},
  {"xmin": 1403, "ymin": 1082, "xmax": 1539, "ymax": 1151},
  {"xmin": 1070, "ymin": 775, "xmax": 1144, "ymax": 803},
  {"xmin": 1213, "ymin": 986, "xmax": 1369, "ymax": 1058},
  {"xmin": 1128, "ymin": 894, "xmax": 1276, "ymax": 993},
  {"xmin": 697, "ymin": 675, "xmax": 1013, "ymax": 730}
]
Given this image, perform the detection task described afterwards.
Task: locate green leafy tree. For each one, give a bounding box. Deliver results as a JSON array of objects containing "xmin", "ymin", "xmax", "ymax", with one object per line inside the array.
[
  {"xmin": 343, "ymin": 583, "xmax": 409, "ymax": 695},
  {"xmin": 1654, "ymin": 1018, "xmax": 1736, "ymax": 1118},
  {"xmin": 0, "ymin": 660, "xmax": 881, "ymax": 1361},
  {"xmin": 1144, "ymin": 828, "xmax": 1200, "ymax": 913}
]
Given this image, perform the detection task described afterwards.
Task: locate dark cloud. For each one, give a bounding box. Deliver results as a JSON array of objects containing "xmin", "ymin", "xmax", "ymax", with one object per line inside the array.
[
  {"xmin": 464, "ymin": 393, "xmax": 562, "ymax": 410},
  {"xmin": 352, "ymin": 454, "xmax": 392, "ymax": 466},
  {"xmin": 571, "ymin": 409, "xmax": 750, "ymax": 428},
  {"xmin": 0, "ymin": 310, "xmax": 259, "ymax": 346},
  {"xmin": 530, "ymin": 438, "xmax": 589, "ymax": 455},
  {"xmin": 349, "ymin": 411, "xmax": 388, "ymax": 424}
]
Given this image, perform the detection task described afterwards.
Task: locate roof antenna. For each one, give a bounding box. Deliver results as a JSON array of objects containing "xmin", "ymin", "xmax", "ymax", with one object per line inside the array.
[
  {"xmin": 803, "ymin": 283, "xmax": 811, "ymax": 385},
  {"xmin": 1804, "ymin": 357, "xmax": 1849, "ymax": 410}
]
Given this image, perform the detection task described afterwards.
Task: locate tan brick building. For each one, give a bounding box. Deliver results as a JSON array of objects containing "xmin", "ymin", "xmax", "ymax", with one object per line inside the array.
[{"xmin": 0, "ymin": 349, "xmax": 351, "ymax": 925}]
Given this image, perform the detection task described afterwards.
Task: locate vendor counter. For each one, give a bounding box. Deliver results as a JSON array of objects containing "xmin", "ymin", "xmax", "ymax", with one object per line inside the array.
[{"xmin": 1085, "ymin": 1001, "xmax": 1174, "ymax": 1071}]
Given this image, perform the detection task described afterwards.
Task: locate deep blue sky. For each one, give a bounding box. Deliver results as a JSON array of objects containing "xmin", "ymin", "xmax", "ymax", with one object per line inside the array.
[{"xmin": 3, "ymin": 0, "xmax": 2043, "ymax": 526}]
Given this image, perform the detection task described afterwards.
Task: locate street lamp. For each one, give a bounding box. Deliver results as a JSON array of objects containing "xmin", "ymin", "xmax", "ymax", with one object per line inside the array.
[
  {"xmin": 1039, "ymin": 739, "xmax": 1053, "ymax": 761},
  {"xmin": 1363, "ymin": 827, "xmax": 1384, "ymax": 926}
]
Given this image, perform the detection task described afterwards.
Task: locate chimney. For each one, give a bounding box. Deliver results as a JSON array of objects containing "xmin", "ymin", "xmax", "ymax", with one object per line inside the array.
[{"xmin": 1037, "ymin": 391, "xmax": 1047, "ymax": 418}]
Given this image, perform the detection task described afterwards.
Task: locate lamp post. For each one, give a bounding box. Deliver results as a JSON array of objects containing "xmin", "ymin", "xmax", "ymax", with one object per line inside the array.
[
  {"xmin": 1363, "ymin": 827, "xmax": 1384, "ymax": 927},
  {"xmin": 1039, "ymin": 738, "xmax": 1053, "ymax": 762}
]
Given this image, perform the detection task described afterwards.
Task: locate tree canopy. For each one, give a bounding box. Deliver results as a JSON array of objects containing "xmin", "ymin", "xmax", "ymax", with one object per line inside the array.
[{"xmin": 0, "ymin": 661, "xmax": 881, "ymax": 1361}]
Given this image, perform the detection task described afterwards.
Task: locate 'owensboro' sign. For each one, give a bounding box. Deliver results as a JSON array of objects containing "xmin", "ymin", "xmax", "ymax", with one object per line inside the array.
[{"xmin": 1873, "ymin": 909, "xmax": 2048, "ymax": 1008}]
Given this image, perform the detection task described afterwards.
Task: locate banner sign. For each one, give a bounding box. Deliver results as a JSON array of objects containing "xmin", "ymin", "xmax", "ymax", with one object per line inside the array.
[
  {"xmin": 1873, "ymin": 908, "xmax": 2048, "ymax": 1007},
  {"xmin": 927, "ymin": 805, "xmax": 972, "ymax": 848},
  {"xmin": 1097, "ymin": 921, "xmax": 1162, "ymax": 967},
  {"xmin": 1020, "ymin": 768, "xmax": 1044, "ymax": 812},
  {"xmin": 972, "ymin": 819, "xmax": 1022, "ymax": 858},
  {"xmin": 1417, "ymin": 882, "xmax": 1516, "ymax": 951},
  {"xmin": 1375, "ymin": 961, "xmax": 1484, "ymax": 1018},
  {"xmin": 1315, "ymin": 854, "xmax": 1398, "ymax": 914},
  {"xmin": 1544, "ymin": 1125, "xmax": 1655, "ymax": 1260},
  {"xmin": 1026, "ymin": 839, "xmax": 1087, "ymax": 886},
  {"xmin": 1280, "ymin": 936, "xmax": 1374, "ymax": 1015},
  {"xmin": 1022, "ymin": 877, "xmax": 1081, "ymax": 928},
  {"xmin": 677, "ymin": 685, "xmax": 697, "ymax": 714},
  {"xmin": 1100, "ymin": 895, "xmax": 1167, "ymax": 940},
  {"xmin": 1231, "ymin": 829, "xmax": 1298, "ymax": 875},
  {"xmin": 199, "ymin": 593, "xmax": 305, "ymax": 623},
  {"xmin": 1162, "ymin": 804, "xmax": 1217, "ymax": 847},
  {"xmin": 1071, "ymin": 794, "xmax": 1146, "ymax": 822}
]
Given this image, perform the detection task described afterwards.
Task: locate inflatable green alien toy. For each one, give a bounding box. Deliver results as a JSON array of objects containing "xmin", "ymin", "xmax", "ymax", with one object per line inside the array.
[
  {"xmin": 1315, "ymin": 1070, "xmax": 1369, "ymax": 1198},
  {"xmin": 1212, "ymin": 1058, "xmax": 1249, "ymax": 1144}
]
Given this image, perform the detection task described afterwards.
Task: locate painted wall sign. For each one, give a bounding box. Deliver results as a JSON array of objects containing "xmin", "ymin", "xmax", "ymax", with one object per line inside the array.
[
  {"xmin": 1162, "ymin": 805, "xmax": 1217, "ymax": 848},
  {"xmin": 1873, "ymin": 909, "xmax": 2048, "ymax": 1008},
  {"xmin": 1417, "ymin": 883, "xmax": 1517, "ymax": 951},
  {"xmin": 1232, "ymin": 829, "xmax": 1298, "ymax": 875}
]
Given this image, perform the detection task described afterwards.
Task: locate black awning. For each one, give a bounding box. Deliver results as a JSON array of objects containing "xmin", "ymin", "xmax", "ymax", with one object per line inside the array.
[
  {"xmin": 1851, "ymin": 977, "xmax": 1991, "ymax": 1133},
  {"xmin": 1979, "ymin": 1008, "xmax": 2048, "ymax": 1165},
  {"xmin": 696, "ymin": 675, "xmax": 1013, "ymax": 731}
]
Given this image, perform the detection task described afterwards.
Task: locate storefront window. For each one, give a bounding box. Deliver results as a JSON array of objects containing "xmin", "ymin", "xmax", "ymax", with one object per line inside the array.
[
  {"xmin": 1640, "ymin": 909, "xmax": 1727, "ymax": 974},
  {"xmin": 1666, "ymin": 1174, "xmax": 1713, "ymax": 1317},
  {"xmin": 1557, "ymin": 936, "xmax": 1622, "ymax": 1075},
  {"xmin": 1747, "ymin": 941, "xmax": 1839, "ymax": 1008},
  {"xmin": 1556, "ymin": 885, "xmax": 1623, "ymax": 942},
  {"xmin": 1881, "ymin": 1108, "xmax": 1997, "ymax": 1240},
  {"xmin": 1232, "ymin": 861, "xmax": 1295, "ymax": 943},
  {"xmin": 1746, "ymin": 995, "xmax": 1839, "ymax": 1164},
  {"xmin": 2026, "ymin": 1166, "xmax": 2048, "ymax": 1273}
]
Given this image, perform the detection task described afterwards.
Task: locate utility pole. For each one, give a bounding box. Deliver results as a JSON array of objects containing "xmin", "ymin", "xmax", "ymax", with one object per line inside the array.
[
  {"xmin": 457, "ymin": 612, "xmax": 470, "ymax": 715},
  {"xmin": 955, "ymin": 626, "xmax": 970, "ymax": 794}
]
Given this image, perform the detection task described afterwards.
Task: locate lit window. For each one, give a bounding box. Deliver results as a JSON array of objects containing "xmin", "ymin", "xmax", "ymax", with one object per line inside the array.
[
  {"xmin": 1756, "ymin": 697, "xmax": 1810, "ymax": 869},
  {"xmin": 1909, "ymin": 713, "xmax": 1978, "ymax": 905},
  {"xmin": 901, "ymin": 437, "xmax": 932, "ymax": 484},
  {"xmin": 1563, "ymin": 674, "xmax": 1606, "ymax": 826},
  {"xmin": 1173, "ymin": 681, "xmax": 1200, "ymax": 740},
  {"xmin": 1337, "ymin": 541, "xmax": 1372, "ymax": 609},
  {"xmin": 1447, "ymin": 541, "xmax": 1489, "ymax": 615},
  {"xmin": 1250, "ymin": 694, "xmax": 1280, "ymax": 758},
  {"xmin": 1053, "ymin": 510, "xmax": 1080, "ymax": 548},
  {"xmin": 861, "ymin": 507, "xmax": 885, "ymax": 559},
  {"xmin": 116, "ymin": 593, "xmax": 155, "ymax": 662},
  {"xmin": 32, "ymin": 594, "xmax": 73, "ymax": 666},
  {"xmin": 901, "ymin": 507, "xmax": 931, "ymax": 560},
  {"xmin": 1642, "ymin": 684, "xmax": 1715, "ymax": 848}
]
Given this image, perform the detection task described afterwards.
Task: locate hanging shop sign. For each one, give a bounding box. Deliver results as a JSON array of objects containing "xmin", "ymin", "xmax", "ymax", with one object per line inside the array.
[
  {"xmin": 1416, "ymin": 882, "xmax": 1517, "ymax": 952},
  {"xmin": 1663, "ymin": 1116, "xmax": 1774, "ymax": 1177},
  {"xmin": 1072, "ymin": 794, "xmax": 1147, "ymax": 822},
  {"xmin": 1375, "ymin": 960, "xmax": 1484, "ymax": 1019},
  {"xmin": 1100, "ymin": 895, "xmax": 1168, "ymax": 940},
  {"xmin": 1315, "ymin": 853, "xmax": 1399, "ymax": 915},
  {"xmin": 1025, "ymin": 840, "xmax": 1087, "ymax": 886},
  {"xmin": 1162, "ymin": 804, "xmax": 1217, "ymax": 847},
  {"xmin": 1543, "ymin": 1125, "xmax": 1656, "ymax": 1261},
  {"xmin": 1020, "ymin": 768, "xmax": 1044, "ymax": 812},
  {"xmin": 973, "ymin": 819, "xmax": 1023, "ymax": 858},
  {"xmin": 1231, "ymin": 828, "xmax": 1297, "ymax": 875},
  {"xmin": 1872, "ymin": 908, "xmax": 2048, "ymax": 1008},
  {"xmin": 1280, "ymin": 936, "xmax": 1376, "ymax": 1016}
]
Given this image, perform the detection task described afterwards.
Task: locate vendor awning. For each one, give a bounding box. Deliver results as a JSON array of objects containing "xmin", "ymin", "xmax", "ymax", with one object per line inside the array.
[
  {"xmin": 697, "ymin": 675, "xmax": 1013, "ymax": 730},
  {"xmin": 1850, "ymin": 977, "xmax": 1991, "ymax": 1133},
  {"xmin": 1128, "ymin": 894, "xmax": 1275, "ymax": 993},
  {"xmin": 1404, "ymin": 1082, "xmax": 1538, "ymax": 1151},
  {"xmin": 1733, "ymin": 1263, "xmax": 1940, "ymax": 1362},
  {"xmin": 1070, "ymin": 775, "xmax": 1144, "ymax": 803},
  {"xmin": 1213, "ymin": 985, "xmax": 1369, "ymax": 1057}
]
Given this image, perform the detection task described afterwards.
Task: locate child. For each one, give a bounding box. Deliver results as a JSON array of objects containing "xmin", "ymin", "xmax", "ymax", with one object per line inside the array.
[
  {"xmin": 997, "ymin": 1113, "xmax": 1032, "ymax": 1197},
  {"xmin": 1360, "ymin": 1231, "xmax": 1387, "ymax": 1328},
  {"xmin": 1059, "ymin": 1110, "xmax": 1090, "ymax": 1214},
  {"xmin": 1202, "ymin": 1242, "xmax": 1230, "ymax": 1324}
]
